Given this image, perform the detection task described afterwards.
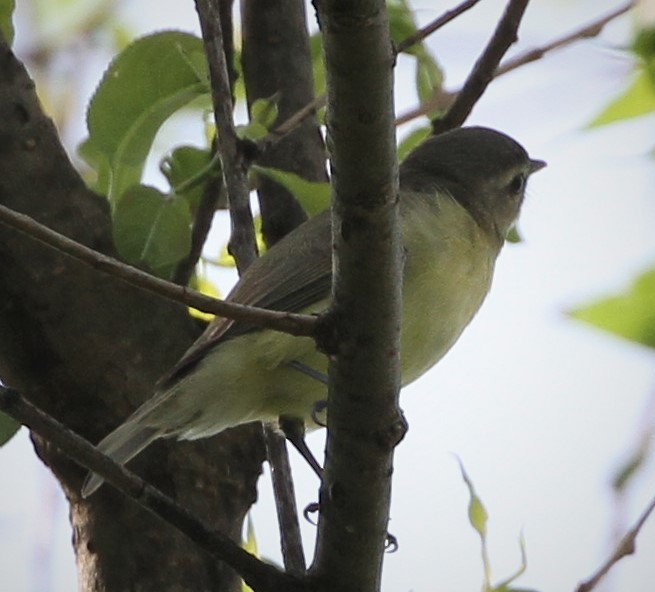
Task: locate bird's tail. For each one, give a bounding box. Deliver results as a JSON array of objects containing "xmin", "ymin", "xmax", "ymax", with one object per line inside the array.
[{"xmin": 81, "ymin": 422, "xmax": 160, "ymax": 498}]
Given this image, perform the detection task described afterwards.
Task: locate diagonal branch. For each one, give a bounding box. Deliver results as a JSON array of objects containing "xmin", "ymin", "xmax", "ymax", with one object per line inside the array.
[
  {"xmin": 494, "ymin": 1, "xmax": 634, "ymax": 77},
  {"xmin": 576, "ymin": 492, "xmax": 655, "ymax": 592},
  {"xmin": 397, "ymin": 1, "xmax": 633, "ymax": 127},
  {"xmin": 396, "ymin": 0, "xmax": 482, "ymax": 53},
  {"xmin": 0, "ymin": 386, "xmax": 305, "ymax": 592},
  {"xmin": 0, "ymin": 203, "xmax": 316, "ymax": 337},
  {"xmin": 432, "ymin": 0, "xmax": 531, "ymax": 134}
]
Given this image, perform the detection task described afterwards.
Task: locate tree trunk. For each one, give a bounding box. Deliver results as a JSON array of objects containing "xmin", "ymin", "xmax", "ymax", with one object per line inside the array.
[{"xmin": 0, "ymin": 38, "xmax": 265, "ymax": 592}]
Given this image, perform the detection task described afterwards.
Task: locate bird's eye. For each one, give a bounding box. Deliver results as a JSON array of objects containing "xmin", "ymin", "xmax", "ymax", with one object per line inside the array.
[{"xmin": 508, "ymin": 174, "xmax": 526, "ymax": 195}]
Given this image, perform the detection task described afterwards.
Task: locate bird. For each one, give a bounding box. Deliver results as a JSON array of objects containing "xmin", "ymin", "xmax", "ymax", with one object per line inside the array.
[{"xmin": 82, "ymin": 126, "xmax": 545, "ymax": 496}]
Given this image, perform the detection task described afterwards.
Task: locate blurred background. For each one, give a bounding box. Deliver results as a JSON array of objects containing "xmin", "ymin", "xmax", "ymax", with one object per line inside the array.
[{"xmin": 0, "ymin": 1, "xmax": 654, "ymax": 590}]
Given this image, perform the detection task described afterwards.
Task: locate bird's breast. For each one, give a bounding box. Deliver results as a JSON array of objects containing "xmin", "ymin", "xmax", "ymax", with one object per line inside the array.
[{"xmin": 399, "ymin": 193, "xmax": 498, "ymax": 385}]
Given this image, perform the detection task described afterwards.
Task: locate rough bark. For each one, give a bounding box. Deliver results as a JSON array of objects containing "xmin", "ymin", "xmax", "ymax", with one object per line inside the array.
[
  {"xmin": 241, "ymin": 0, "xmax": 327, "ymax": 247},
  {"xmin": 0, "ymin": 39, "xmax": 265, "ymax": 592}
]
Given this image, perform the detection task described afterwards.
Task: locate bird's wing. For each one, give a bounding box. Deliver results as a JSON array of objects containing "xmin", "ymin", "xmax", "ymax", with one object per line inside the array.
[{"xmin": 159, "ymin": 209, "xmax": 334, "ymax": 387}]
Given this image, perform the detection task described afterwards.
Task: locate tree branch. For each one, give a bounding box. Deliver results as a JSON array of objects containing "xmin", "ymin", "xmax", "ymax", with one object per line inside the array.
[
  {"xmin": 395, "ymin": 0, "xmax": 482, "ymax": 53},
  {"xmin": 0, "ymin": 386, "xmax": 304, "ymax": 592},
  {"xmin": 576, "ymin": 492, "xmax": 655, "ymax": 592},
  {"xmin": 195, "ymin": 0, "xmax": 258, "ymax": 273},
  {"xmin": 172, "ymin": 154, "xmax": 225, "ymax": 286},
  {"xmin": 311, "ymin": 2, "xmax": 402, "ymax": 591},
  {"xmin": 266, "ymin": 0, "xmax": 482, "ymax": 146},
  {"xmin": 263, "ymin": 426, "xmax": 307, "ymax": 575},
  {"xmin": 0, "ymin": 203, "xmax": 316, "ymax": 337},
  {"xmin": 397, "ymin": 1, "xmax": 633, "ymax": 128},
  {"xmin": 494, "ymin": 1, "xmax": 634, "ymax": 77},
  {"xmin": 432, "ymin": 0, "xmax": 531, "ymax": 134}
]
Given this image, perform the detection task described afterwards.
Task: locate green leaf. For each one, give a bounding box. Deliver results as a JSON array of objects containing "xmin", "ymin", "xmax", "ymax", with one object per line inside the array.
[
  {"xmin": 457, "ymin": 457, "xmax": 488, "ymax": 538},
  {"xmin": 236, "ymin": 121, "xmax": 269, "ymax": 141},
  {"xmin": 236, "ymin": 96, "xmax": 280, "ymax": 140},
  {"xmin": 112, "ymin": 184, "xmax": 192, "ymax": 278},
  {"xmin": 612, "ymin": 446, "xmax": 648, "ymax": 492},
  {"xmin": 160, "ymin": 145, "xmax": 220, "ymax": 207},
  {"xmin": 188, "ymin": 274, "xmax": 221, "ymax": 322},
  {"xmin": 506, "ymin": 225, "xmax": 522, "ymax": 244},
  {"xmin": 0, "ymin": 410, "xmax": 20, "ymax": 446},
  {"xmin": 0, "ymin": 0, "xmax": 15, "ymax": 45},
  {"xmin": 250, "ymin": 97, "xmax": 279, "ymax": 130},
  {"xmin": 634, "ymin": 26, "xmax": 655, "ymax": 81},
  {"xmin": 569, "ymin": 266, "xmax": 655, "ymax": 349},
  {"xmin": 398, "ymin": 126, "xmax": 431, "ymax": 162},
  {"xmin": 252, "ymin": 165, "xmax": 330, "ymax": 216},
  {"xmin": 588, "ymin": 69, "xmax": 655, "ymax": 127},
  {"xmin": 241, "ymin": 514, "xmax": 258, "ymax": 592},
  {"xmin": 82, "ymin": 31, "xmax": 209, "ymax": 202},
  {"xmin": 387, "ymin": 0, "xmax": 419, "ymax": 50},
  {"xmin": 415, "ymin": 52, "xmax": 444, "ymax": 113},
  {"xmin": 309, "ymin": 32, "xmax": 327, "ymax": 99}
]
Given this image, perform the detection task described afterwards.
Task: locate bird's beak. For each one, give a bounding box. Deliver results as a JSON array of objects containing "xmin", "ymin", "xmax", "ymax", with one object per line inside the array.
[{"xmin": 529, "ymin": 159, "xmax": 547, "ymax": 174}]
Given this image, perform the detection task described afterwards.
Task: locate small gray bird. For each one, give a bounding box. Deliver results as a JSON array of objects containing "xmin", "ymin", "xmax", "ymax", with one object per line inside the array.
[{"xmin": 82, "ymin": 126, "xmax": 545, "ymax": 496}]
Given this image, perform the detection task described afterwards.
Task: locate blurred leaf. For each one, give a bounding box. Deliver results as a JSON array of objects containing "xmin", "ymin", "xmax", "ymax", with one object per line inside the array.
[
  {"xmin": 250, "ymin": 96, "xmax": 279, "ymax": 130},
  {"xmin": 387, "ymin": 0, "xmax": 419, "ymax": 50},
  {"xmin": 0, "ymin": 0, "xmax": 15, "ymax": 45},
  {"xmin": 588, "ymin": 69, "xmax": 655, "ymax": 127},
  {"xmin": 188, "ymin": 274, "xmax": 221, "ymax": 322},
  {"xmin": 236, "ymin": 121, "xmax": 268, "ymax": 141},
  {"xmin": 634, "ymin": 26, "xmax": 655, "ymax": 81},
  {"xmin": 490, "ymin": 532, "xmax": 530, "ymax": 592},
  {"xmin": 252, "ymin": 165, "xmax": 330, "ymax": 216},
  {"xmin": 388, "ymin": 0, "xmax": 444, "ymax": 118},
  {"xmin": 241, "ymin": 514, "xmax": 258, "ymax": 592},
  {"xmin": 31, "ymin": 0, "xmax": 114, "ymax": 49},
  {"xmin": 506, "ymin": 226, "xmax": 522, "ymax": 244},
  {"xmin": 415, "ymin": 52, "xmax": 444, "ymax": 116},
  {"xmin": 0, "ymin": 410, "xmax": 20, "ymax": 446},
  {"xmin": 460, "ymin": 464, "xmax": 488, "ymax": 538},
  {"xmin": 398, "ymin": 126, "xmax": 431, "ymax": 162},
  {"xmin": 612, "ymin": 446, "xmax": 648, "ymax": 492},
  {"xmin": 82, "ymin": 31, "xmax": 209, "ymax": 202},
  {"xmin": 160, "ymin": 145, "xmax": 218, "ymax": 207},
  {"xmin": 236, "ymin": 97, "xmax": 279, "ymax": 140},
  {"xmin": 309, "ymin": 32, "xmax": 326, "ymax": 99},
  {"xmin": 113, "ymin": 185, "xmax": 191, "ymax": 278},
  {"xmin": 569, "ymin": 266, "xmax": 655, "ymax": 349}
]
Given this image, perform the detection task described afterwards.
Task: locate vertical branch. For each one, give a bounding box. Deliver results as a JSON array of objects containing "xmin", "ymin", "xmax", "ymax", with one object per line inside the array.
[
  {"xmin": 195, "ymin": 0, "xmax": 258, "ymax": 272},
  {"xmin": 241, "ymin": 0, "xmax": 327, "ymax": 247},
  {"xmin": 311, "ymin": 1, "xmax": 402, "ymax": 591}
]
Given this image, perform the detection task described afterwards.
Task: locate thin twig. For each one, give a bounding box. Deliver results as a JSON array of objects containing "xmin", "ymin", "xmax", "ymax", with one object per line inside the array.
[
  {"xmin": 0, "ymin": 204, "xmax": 316, "ymax": 337},
  {"xmin": 195, "ymin": 0, "xmax": 258, "ymax": 273},
  {"xmin": 172, "ymin": 161, "xmax": 224, "ymax": 286},
  {"xmin": 396, "ymin": 1, "xmax": 634, "ymax": 127},
  {"xmin": 576, "ymin": 493, "xmax": 655, "ymax": 592},
  {"xmin": 432, "ymin": 0, "xmax": 531, "ymax": 134},
  {"xmin": 263, "ymin": 426, "xmax": 307, "ymax": 575},
  {"xmin": 0, "ymin": 386, "xmax": 303, "ymax": 592},
  {"xmin": 266, "ymin": 95, "xmax": 327, "ymax": 144},
  {"xmin": 266, "ymin": 0, "xmax": 481, "ymax": 144},
  {"xmin": 396, "ymin": 0, "xmax": 482, "ymax": 53},
  {"xmin": 494, "ymin": 1, "xmax": 634, "ymax": 77}
]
